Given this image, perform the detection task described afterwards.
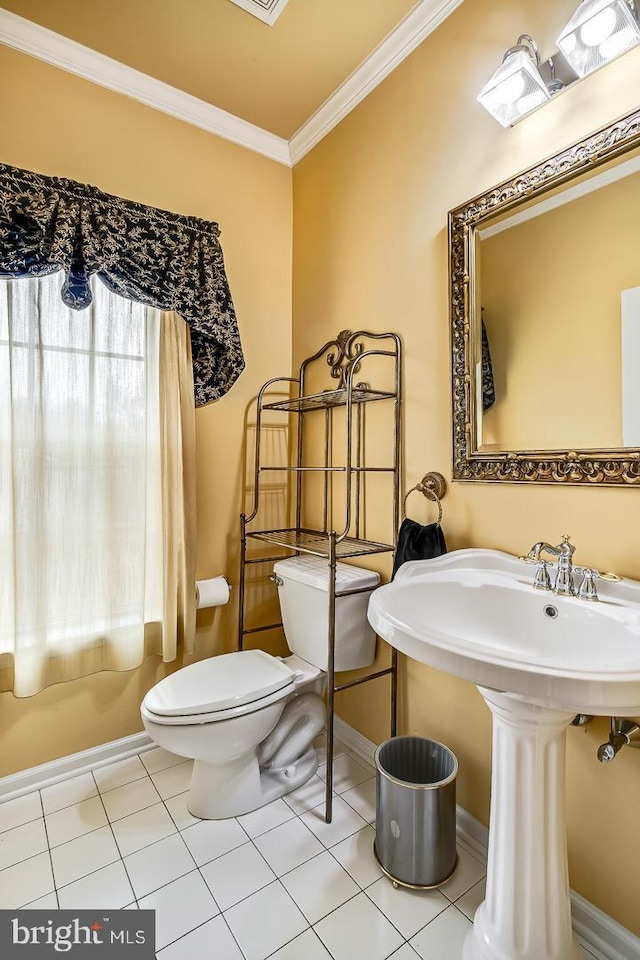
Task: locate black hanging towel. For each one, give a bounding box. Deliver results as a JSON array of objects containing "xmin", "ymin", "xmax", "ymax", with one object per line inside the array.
[{"xmin": 392, "ymin": 518, "xmax": 447, "ymax": 579}]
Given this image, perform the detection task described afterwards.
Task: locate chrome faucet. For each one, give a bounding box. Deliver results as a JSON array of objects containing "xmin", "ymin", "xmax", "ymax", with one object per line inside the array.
[
  {"xmin": 522, "ymin": 534, "xmax": 577, "ymax": 596},
  {"xmin": 520, "ymin": 536, "xmax": 622, "ymax": 600}
]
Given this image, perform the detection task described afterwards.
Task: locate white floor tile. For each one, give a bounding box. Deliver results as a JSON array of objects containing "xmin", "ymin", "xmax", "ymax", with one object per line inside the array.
[
  {"xmin": 455, "ymin": 878, "xmax": 485, "ymax": 921},
  {"xmin": 180, "ymin": 817, "xmax": 248, "ymax": 867},
  {"xmin": 111, "ymin": 801, "xmax": 177, "ymax": 857},
  {"xmin": 283, "ymin": 775, "xmax": 328, "ymax": 815},
  {"xmin": 138, "ymin": 869, "xmax": 219, "ymax": 950},
  {"xmin": 237, "ymin": 797, "xmax": 296, "ymax": 838},
  {"xmin": 41, "ymin": 773, "xmax": 98, "ymax": 815},
  {"xmin": 366, "ymin": 876, "xmax": 449, "ymax": 939},
  {"xmin": 158, "ymin": 915, "xmax": 243, "ymax": 960},
  {"xmin": 151, "ymin": 761, "xmax": 193, "ymax": 799},
  {"xmin": 57, "ymin": 861, "xmax": 134, "ymax": 910},
  {"xmin": 313, "ymin": 737, "xmax": 349, "ymax": 766},
  {"xmin": 0, "ymin": 791, "xmax": 42, "ymax": 833},
  {"xmin": 280, "ymin": 849, "xmax": 359, "ymax": 924},
  {"xmin": 301, "ymin": 794, "xmax": 368, "ymax": 848},
  {"xmin": 0, "ymin": 817, "xmax": 48, "ymax": 869},
  {"xmin": 101, "ymin": 777, "xmax": 161, "ymax": 822},
  {"xmin": 269, "ymin": 928, "xmax": 334, "ymax": 960},
  {"xmin": 124, "ymin": 833, "xmax": 196, "ymax": 899},
  {"xmin": 439, "ymin": 846, "xmax": 486, "ymax": 903},
  {"xmin": 50, "ymin": 825, "xmax": 120, "ymax": 888},
  {"xmin": 341, "ymin": 777, "xmax": 377, "ymax": 823},
  {"xmin": 317, "ymin": 753, "xmax": 374, "ymax": 793},
  {"xmin": 93, "ymin": 755, "xmax": 149, "ymax": 794},
  {"xmin": 164, "ymin": 792, "xmax": 201, "ymax": 831},
  {"xmin": 224, "ymin": 880, "xmax": 308, "ymax": 960},
  {"xmin": 45, "ymin": 796, "xmax": 108, "ymax": 848},
  {"xmin": 200, "ymin": 841, "xmax": 275, "ymax": 910},
  {"xmin": 388, "ymin": 945, "xmax": 422, "ymax": 959},
  {"xmin": 22, "ymin": 892, "xmax": 59, "ymax": 909},
  {"xmin": 140, "ymin": 746, "xmax": 186, "ymax": 776},
  {"xmin": 330, "ymin": 824, "xmax": 383, "ymax": 888},
  {"xmin": 0, "ymin": 852, "xmax": 54, "ymax": 908},
  {"xmin": 314, "ymin": 891, "xmax": 404, "ymax": 960},
  {"xmin": 253, "ymin": 817, "xmax": 325, "ymax": 876},
  {"xmin": 410, "ymin": 904, "xmax": 472, "ymax": 959}
]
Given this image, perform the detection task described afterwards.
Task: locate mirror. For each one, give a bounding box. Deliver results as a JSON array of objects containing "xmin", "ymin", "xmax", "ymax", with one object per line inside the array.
[{"xmin": 449, "ymin": 106, "xmax": 640, "ymax": 485}]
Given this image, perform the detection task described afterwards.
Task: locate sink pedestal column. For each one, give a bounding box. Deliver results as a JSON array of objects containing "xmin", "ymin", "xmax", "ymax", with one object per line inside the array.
[{"xmin": 462, "ymin": 688, "xmax": 580, "ymax": 960}]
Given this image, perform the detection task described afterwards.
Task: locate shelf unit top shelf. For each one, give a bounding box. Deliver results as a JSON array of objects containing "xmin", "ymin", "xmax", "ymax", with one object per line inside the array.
[
  {"xmin": 246, "ymin": 528, "xmax": 394, "ymax": 559},
  {"xmin": 263, "ymin": 386, "xmax": 395, "ymax": 413}
]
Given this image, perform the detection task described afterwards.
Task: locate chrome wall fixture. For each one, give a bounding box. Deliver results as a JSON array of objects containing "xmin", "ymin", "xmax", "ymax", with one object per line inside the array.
[
  {"xmin": 570, "ymin": 714, "xmax": 640, "ymax": 761},
  {"xmin": 597, "ymin": 717, "xmax": 640, "ymax": 762},
  {"xmin": 478, "ymin": 0, "xmax": 640, "ymax": 126}
]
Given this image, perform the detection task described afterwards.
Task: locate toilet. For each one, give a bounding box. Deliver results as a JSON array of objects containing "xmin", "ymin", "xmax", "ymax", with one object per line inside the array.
[{"xmin": 141, "ymin": 556, "xmax": 380, "ymax": 819}]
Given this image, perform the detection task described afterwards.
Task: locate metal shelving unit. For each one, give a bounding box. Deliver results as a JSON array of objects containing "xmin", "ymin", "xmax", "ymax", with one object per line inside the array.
[{"xmin": 238, "ymin": 330, "xmax": 402, "ymax": 822}]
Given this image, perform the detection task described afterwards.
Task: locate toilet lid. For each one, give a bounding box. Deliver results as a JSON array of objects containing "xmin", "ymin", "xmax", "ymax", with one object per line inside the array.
[{"xmin": 144, "ymin": 650, "xmax": 295, "ymax": 717}]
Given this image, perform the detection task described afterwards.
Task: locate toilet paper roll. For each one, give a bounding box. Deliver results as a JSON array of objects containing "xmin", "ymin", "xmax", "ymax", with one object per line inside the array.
[{"xmin": 196, "ymin": 576, "xmax": 230, "ymax": 609}]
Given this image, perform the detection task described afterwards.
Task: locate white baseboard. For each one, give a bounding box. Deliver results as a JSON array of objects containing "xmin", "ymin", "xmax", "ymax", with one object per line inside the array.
[
  {"xmin": 2, "ymin": 718, "xmax": 639, "ymax": 960},
  {"xmin": 334, "ymin": 717, "xmax": 640, "ymax": 960},
  {"xmin": 0, "ymin": 731, "xmax": 154, "ymax": 803},
  {"xmin": 571, "ymin": 892, "xmax": 640, "ymax": 960}
]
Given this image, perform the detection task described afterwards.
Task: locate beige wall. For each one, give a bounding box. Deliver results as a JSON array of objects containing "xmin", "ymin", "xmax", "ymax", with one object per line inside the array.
[
  {"xmin": 292, "ymin": 0, "xmax": 640, "ymax": 935},
  {"xmin": 0, "ymin": 46, "xmax": 293, "ymax": 776}
]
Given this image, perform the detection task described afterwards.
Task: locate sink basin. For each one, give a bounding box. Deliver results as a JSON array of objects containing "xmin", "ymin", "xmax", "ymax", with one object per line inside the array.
[
  {"xmin": 368, "ymin": 548, "xmax": 640, "ymax": 715},
  {"xmin": 368, "ymin": 548, "xmax": 640, "ymax": 960}
]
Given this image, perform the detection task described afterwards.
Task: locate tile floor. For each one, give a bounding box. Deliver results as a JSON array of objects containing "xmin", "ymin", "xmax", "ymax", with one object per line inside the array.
[{"xmin": 0, "ymin": 737, "xmax": 601, "ymax": 960}]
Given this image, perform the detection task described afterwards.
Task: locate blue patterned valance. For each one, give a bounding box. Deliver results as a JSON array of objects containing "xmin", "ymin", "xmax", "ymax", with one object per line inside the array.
[{"xmin": 0, "ymin": 163, "xmax": 244, "ymax": 405}]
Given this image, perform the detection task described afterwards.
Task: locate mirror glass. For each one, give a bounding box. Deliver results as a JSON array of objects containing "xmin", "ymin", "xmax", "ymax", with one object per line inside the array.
[{"xmin": 449, "ymin": 107, "xmax": 640, "ymax": 484}]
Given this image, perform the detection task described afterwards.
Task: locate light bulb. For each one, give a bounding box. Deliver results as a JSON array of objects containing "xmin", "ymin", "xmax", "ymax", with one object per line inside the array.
[
  {"xmin": 496, "ymin": 71, "xmax": 526, "ymax": 104},
  {"xmin": 580, "ymin": 7, "xmax": 617, "ymax": 45},
  {"xmin": 599, "ymin": 23, "xmax": 638, "ymax": 57}
]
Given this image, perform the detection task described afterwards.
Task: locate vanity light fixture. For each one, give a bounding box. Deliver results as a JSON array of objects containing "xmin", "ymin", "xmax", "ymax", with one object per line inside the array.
[
  {"xmin": 476, "ymin": 35, "xmax": 553, "ymax": 128},
  {"xmin": 557, "ymin": 0, "xmax": 640, "ymax": 77},
  {"xmin": 479, "ymin": 2, "xmax": 640, "ymax": 126}
]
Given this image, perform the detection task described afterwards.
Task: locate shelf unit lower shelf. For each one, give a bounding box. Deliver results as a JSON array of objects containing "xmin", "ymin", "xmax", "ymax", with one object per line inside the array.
[{"xmin": 246, "ymin": 528, "xmax": 394, "ymax": 559}]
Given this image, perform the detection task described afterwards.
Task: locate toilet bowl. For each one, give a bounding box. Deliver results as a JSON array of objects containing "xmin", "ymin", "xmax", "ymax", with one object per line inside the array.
[
  {"xmin": 141, "ymin": 650, "xmax": 325, "ymax": 818},
  {"xmin": 141, "ymin": 556, "xmax": 380, "ymax": 819}
]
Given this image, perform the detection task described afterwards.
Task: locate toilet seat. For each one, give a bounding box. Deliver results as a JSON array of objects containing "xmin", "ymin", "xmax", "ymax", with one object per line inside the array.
[{"xmin": 141, "ymin": 649, "xmax": 296, "ymax": 726}]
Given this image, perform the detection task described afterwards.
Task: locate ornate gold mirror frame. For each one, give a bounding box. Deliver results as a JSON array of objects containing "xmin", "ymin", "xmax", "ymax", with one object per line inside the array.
[{"xmin": 449, "ymin": 107, "xmax": 640, "ymax": 485}]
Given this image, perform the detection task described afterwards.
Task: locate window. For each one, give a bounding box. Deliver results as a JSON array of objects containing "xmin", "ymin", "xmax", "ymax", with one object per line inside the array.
[{"xmin": 0, "ymin": 274, "xmax": 174, "ymax": 695}]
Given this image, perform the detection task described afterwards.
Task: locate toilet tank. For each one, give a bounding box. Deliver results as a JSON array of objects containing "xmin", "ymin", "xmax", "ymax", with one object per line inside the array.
[{"xmin": 273, "ymin": 556, "xmax": 380, "ymax": 672}]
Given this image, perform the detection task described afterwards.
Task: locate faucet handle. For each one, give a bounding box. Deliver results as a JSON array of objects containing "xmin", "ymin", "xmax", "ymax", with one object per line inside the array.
[
  {"xmin": 532, "ymin": 560, "xmax": 552, "ymax": 591},
  {"xmin": 574, "ymin": 566, "xmax": 600, "ymax": 601}
]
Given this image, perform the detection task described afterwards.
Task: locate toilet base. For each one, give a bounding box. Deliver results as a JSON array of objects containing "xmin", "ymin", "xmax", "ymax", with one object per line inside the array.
[{"xmin": 187, "ymin": 745, "xmax": 319, "ymax": 819}]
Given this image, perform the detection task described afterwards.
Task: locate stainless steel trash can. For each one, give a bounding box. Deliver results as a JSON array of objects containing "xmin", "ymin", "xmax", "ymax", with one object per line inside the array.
[{"xmin": 374, "ymin": 736, "xmax": 458, "ymax": 889}]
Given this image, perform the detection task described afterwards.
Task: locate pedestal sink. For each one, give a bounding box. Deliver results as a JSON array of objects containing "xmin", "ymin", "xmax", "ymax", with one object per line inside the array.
[{"xmin": 368, "ymin": 549, "xmax": 640, "ymax": 960}]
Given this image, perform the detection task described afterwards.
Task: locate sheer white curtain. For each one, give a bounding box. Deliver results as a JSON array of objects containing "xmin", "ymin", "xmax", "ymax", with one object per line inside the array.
[{"xmin": 0, "ymin": 274, "xmax": 196, "ymax": 696}]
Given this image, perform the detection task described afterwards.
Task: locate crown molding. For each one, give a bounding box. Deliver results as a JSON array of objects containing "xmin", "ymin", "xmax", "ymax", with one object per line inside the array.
[
  {"xmin": 0, "ymin": 8, "xmax": 292, "ymax": 166},
  {"xmin": 0, "ymin": 1, "xmax": 463, "ymax": 168},
  {"xmin": 288, "ymin": 0, "xmax": 465, "ymax": 164}
]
